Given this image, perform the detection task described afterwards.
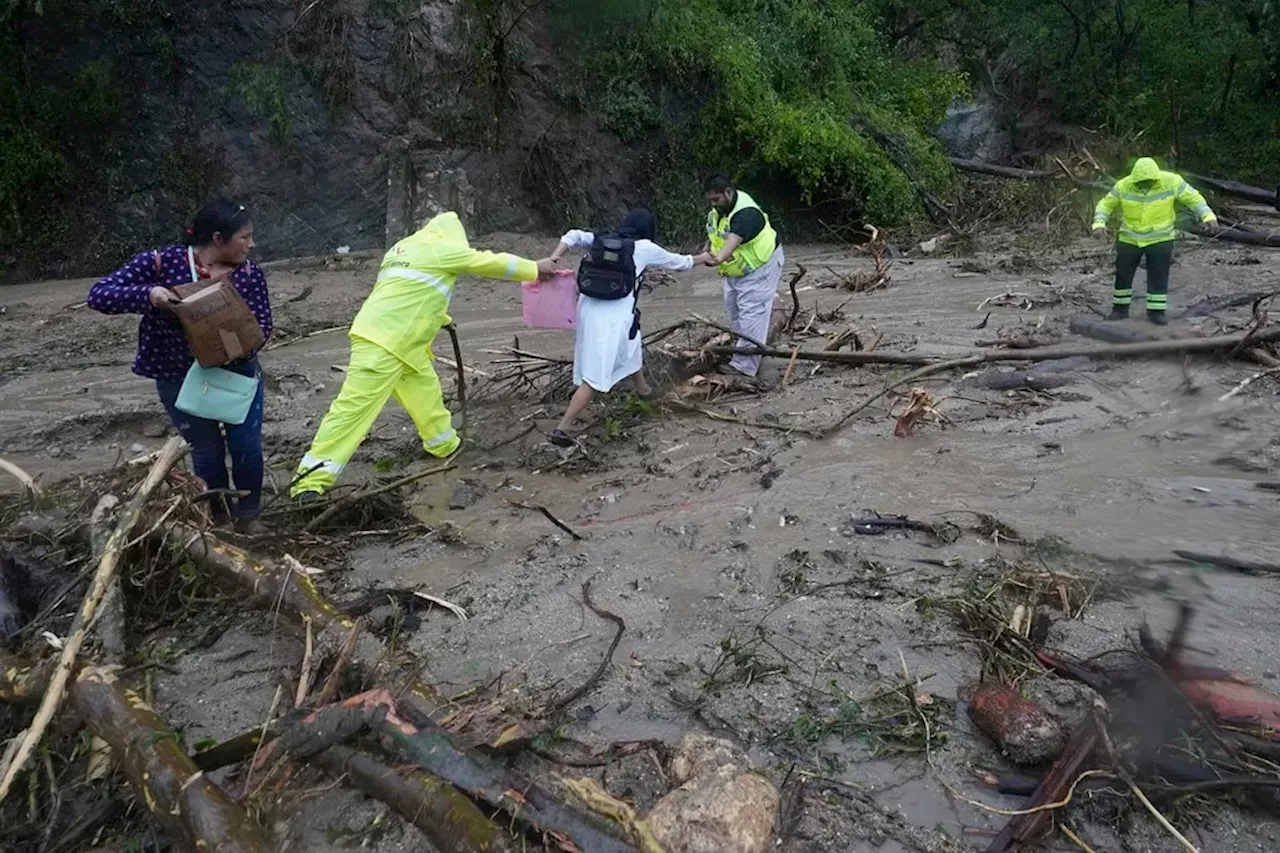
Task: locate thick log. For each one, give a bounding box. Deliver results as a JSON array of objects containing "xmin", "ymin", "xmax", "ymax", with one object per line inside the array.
[
  {"xmin": 1183, "ymin": 172, "xmax": 1278, "ymax": 207},
  {"xmin": 2, "ymin": 656, "xmax": 270, "ymax": 851},
  {"xmin": 374, "ymin": 693, "xmax": 638, "ymax": 853},
  {"xmin": 1213, "ymin": 226, "xmax": 1280, "ymax": 248},
  {"xmin": 271, "ymin": 691, "xmax": 636, "ymax": 853},
  {"xmin": 712, "ymin": 323, "xmax": 1280, "ymax": 369},
  {"xmin": 947, "ymin": 158, "xmax": 1280, "ymax": 212},
  {"xmin": 162, "ymin": 529, "xmax": 632, "ymax": 850},
  {"xmin": 947, "ymin": 157, "xmax": 1110, "ymax": 191},
  {"xmin": 313, "ymin": 747, "xmax": 515, "ymax": 853},
  {"xmin": 71, "ymin": 666, "xmax": 272, "ymax": 852},
  {"xmin": 0, "ymin": 436, "xmax": 187, "ymax": 803}
]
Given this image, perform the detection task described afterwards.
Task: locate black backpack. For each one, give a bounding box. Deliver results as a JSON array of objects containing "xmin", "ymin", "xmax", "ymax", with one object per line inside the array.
[{"xmin": 577, "ymin": 233, "xmax": 638, "ymax": 300}]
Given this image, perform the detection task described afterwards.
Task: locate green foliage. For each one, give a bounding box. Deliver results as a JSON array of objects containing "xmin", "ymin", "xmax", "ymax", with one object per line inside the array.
[
  {"xmin": 552, "ymin": 0, "xmax": 967, "ymax": 227},
  {"xmin": 225, "ymin": 62, "xmax": 292, "ymax": 145},
  {"xmin": 919, "ymin": 0, "xmax": 1280, "ymax": 181},
  {"xmin": 0, "ymin": 30, "xmax": 127, "ymax": 263}
]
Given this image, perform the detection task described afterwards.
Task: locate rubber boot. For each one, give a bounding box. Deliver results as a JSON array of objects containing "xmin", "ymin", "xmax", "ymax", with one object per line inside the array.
[
  {"xmin": 1107, "ymin": 305, "xmax": 1130, "ymax": 321},
  {"xmin": 1147, "ymin": 309, "xmax": 1168, "ymax": 326}
]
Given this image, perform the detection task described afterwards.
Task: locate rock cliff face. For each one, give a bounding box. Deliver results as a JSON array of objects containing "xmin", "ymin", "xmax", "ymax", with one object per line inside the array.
[{"xmin": 9, "ymin": 0, "xmax": 646, "ymax": 278}]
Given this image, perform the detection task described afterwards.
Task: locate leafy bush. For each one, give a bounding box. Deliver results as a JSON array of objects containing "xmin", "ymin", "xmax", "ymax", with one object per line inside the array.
[
  {"xmin": 552, "ymin": 0, "xmax": 967, "ymax": 228},
  {"xmin": 921, "ymin": 0, "xmax": 1280, "ymax": 182},
  {"xmin": 225, "ymin": 62, "xmax": 292, "ymax": 145}
]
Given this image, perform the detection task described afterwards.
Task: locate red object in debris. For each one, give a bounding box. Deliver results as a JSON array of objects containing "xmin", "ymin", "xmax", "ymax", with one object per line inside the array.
[
  {"xmin": 1175, "ymin": 678, "xmax": 1280, "ymax": 740},
  {"xmin": 965, "ymin": 682, "xmax": 1066, "ymax": 766}
]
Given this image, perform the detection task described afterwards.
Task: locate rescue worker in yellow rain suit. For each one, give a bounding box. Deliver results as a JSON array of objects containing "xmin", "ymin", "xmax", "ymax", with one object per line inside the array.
[
  {"xmin": 1092, "ymin": 157, "xmax": 1219, "ymax": 325},
  {"xmin": 291, "ymin": 212, "xmax": 555, "ymax": 499}
]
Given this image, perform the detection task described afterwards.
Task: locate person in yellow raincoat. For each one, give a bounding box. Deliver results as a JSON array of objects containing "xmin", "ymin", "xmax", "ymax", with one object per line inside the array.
[
  {"xmin": 291, "ymin": 212, "xmax": 555, "ymax": 499},
  {"xmin": 1092, "ymin": 157, "xmax": 1218, "ymax": 324}
]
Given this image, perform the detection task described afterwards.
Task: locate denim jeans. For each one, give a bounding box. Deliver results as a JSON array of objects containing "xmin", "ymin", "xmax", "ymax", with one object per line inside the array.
[{"xmin": 156, "ymin": 359, "xmax": 265, "ymax": 520}]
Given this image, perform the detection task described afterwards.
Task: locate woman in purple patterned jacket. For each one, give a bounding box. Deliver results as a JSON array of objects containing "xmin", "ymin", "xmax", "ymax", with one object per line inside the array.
[{"xmin": 88, "ymin": 200, "xmax": 273, "ymax": 532}]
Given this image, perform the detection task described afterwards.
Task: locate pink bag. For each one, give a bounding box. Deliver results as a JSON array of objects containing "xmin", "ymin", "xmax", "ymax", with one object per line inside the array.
[{"xmin": 521, "ymin": 271, "xmax": 578, "ymax": 330}]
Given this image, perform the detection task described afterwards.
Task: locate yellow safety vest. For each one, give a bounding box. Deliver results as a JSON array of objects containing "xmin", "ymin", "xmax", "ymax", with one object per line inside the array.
[
  {"xmin": 1093, "ymin": 158, "xmax": 1216, "ymax": 248},
  {"xmin": 349, "ymin": 211, "xmax": 537, "ymax": 374},
  {"xmin": 706, "ymin": 189, "xmax": 778, "ymax": 277}
]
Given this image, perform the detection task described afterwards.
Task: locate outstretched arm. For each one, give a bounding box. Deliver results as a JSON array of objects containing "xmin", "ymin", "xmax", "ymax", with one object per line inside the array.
[
  {"xmin": 639, "ymin": 241, "xmax": 698, "ymax": 272},
  {"xmin": 1092, "ymin": 188, "xmax": 1120, "ymax": 231},
  {"xmin": 549, "ymin": 230, "xmax": 594, "ymax": 264}
]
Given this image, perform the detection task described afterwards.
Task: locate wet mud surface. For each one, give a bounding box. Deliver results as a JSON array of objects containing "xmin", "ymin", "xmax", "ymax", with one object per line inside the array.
[{"xmin": 4, "ymin": 235, "xmax": 1280, "ymax": 850}]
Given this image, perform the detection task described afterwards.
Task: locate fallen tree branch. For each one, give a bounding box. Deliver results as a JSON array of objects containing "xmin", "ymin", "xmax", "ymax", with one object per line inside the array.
[
  {"xmin": 819, "ymin": 356, "xmax": 982, "ymax": 437},
  {"xmin": 0, "ymin": 457, "xmax": 40, "ymax": 499},
  {"xmin": 88, "ymin": 495, "xmax": 124, "ymax": 663},
  {"xmin": 1173, "ymin": 550, "xmax": 1280, "ymax": 576},
  {"xmin": 303, "ymin": 462, "xmax": 456, "ymax": 532},
  {"xmin": 445, "ymin": 323, "xmax": 469, "ymax": 441},
  {"xmin": 785, "ymin": 265, "xmax": 808, "ymax": 332},
  {"xmin": 665, "ymin": 398, "xmax": 826, "ymax": 438},
  {"xmin": 505, "ymin": 499, "xmax": 584, "ymax": 541},
  {"xmin": 717, "ymin": 324, "xmax": 1280, "ymax": 370},
  {"xmin": 1211, "ymin": 226, "xmax": 1280, "ymax": 248},
  {"xmin": 1218, "ymin": 367, "xmax": 1280, "ymax": 401},
  {"xmin": 1182, "ymin": 172, "xmax": 1278, "ymax": 207},
  {"xmin": 273, "ymin": 691, "xmax": 637, "ymax": 853},
  {"xmin": 2, "ymin": 654, "xmax": 271, "ymax": 850},
  {"xmin": 545, "ymin": 581, "xmax": 625, "ymax": 717},
  {"xmin": 0, "ymin": 436, "xmax": 185, "ymax": 803},
  {"xmin": 73, "ymin": 666, "xmax": 272, "ymax": 851},
  {"xmin": 984, "ymin": 715, "xmax": 1102, "ymax": 853},
  {"xmin": 313, "ymin": 746, "xmax": 515, "ymax": 853},
  {"xmin": 160, "ymin": 528, "xmax": 634, "ymax": 847},
  {"xmin": 385, "ymin": 696, "xmax": 639, "ymax": 853},
  {"xmin": 704, "ymin": 343, "xmax": 933, "ymax": 366}
]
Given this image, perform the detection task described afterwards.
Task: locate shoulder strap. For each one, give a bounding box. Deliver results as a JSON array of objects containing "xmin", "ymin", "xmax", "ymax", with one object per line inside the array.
[{"xmin": 153, "ymin": 250, "xmax": 162, "ymax": 278}]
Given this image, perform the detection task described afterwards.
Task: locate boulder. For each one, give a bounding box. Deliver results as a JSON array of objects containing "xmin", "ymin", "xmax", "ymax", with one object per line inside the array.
[
  {"xmin": 935, "ymin": 98, "xmax": 1011, "ymax": 163},
  {"xmin": 645, "ymin": 734, "xmax": 779, "ymax": 853}
]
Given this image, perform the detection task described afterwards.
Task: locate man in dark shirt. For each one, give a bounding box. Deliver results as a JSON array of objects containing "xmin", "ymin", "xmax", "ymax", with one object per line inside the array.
[{"xmin": 702, "ymin": 172, "xmax": 783, "ymax": 377}]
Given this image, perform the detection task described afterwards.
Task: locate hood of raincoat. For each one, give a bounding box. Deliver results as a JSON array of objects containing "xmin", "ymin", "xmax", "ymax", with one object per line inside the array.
[
  {"xmin": 1130, "ymin": 157, "xmax": 1161, "ymax": 182},
  {"xmin": 410, "ymin": 211, "xmax": 469, "ymax": 248}
]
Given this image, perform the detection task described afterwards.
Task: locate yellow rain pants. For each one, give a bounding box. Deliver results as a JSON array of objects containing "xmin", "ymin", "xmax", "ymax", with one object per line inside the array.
[
  {"xmin": 291, "ymin": 211, "xmax": 538, "ymax": 497},
  {"xmin": 291, "ymin": 336, "xmax": 458, "ymax": 496}
]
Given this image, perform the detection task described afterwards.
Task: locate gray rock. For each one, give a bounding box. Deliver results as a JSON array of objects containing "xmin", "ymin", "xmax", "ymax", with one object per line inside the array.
[
  {"xmin": 935, "ymin": 98, "xmax": 1011, "ymax": 162},
  {"xmin": 647, "ymin": 734, "xmax": 779, "ymax": 853}
]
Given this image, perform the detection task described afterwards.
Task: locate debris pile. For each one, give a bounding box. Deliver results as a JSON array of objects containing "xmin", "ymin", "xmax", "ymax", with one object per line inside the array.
[{"xmin": 0, "ymin": 449, "xmax": 782, "ymax": 852}]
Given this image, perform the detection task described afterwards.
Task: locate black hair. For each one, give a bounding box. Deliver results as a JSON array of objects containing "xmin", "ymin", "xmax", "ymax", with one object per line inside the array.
[
  {"xmin": 185, "ymin": 199, "xmax": 250, "ymax": 246},
  {"xmin": 619, "ymin": 208, "xmax": 657, "ymax": 242},
  {"xmin": 703, "ymin": 171, "xmax": 734, "ymax": 193}
]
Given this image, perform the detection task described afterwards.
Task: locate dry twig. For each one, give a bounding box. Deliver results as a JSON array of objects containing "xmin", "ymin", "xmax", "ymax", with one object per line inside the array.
[{"xmin": 0, "ymin": 437, "xmax": 185, "ymax": 804}]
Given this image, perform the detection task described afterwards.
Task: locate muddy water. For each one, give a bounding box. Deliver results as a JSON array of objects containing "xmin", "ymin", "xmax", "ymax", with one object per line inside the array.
[{"xmin": 4, "ymin": 238, "xmax": 1280, "ymax": 850}]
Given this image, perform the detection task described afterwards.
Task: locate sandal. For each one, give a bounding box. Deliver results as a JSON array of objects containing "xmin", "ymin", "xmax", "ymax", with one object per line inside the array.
[{"xmin": 548, "ymin": 429, "xmax": 575, "ymax": 448}]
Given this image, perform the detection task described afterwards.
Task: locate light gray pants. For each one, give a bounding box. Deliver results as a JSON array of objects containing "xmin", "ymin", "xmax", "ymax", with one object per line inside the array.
[{"xmin": 723, "ymin": 246, "xmax": 784, "ymax": 377}]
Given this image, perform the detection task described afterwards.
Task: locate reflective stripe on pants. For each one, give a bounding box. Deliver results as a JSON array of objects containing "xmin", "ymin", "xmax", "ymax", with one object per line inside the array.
[
  {"xmin": 291, "ymin": 336, "xmax": 459, "ymax": 497},
  {"xmin": 1114, "ymin": 240, "xmax": 1174, "ymax": 312}
]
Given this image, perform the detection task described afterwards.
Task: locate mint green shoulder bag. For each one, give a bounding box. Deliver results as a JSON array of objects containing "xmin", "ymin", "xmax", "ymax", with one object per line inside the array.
[{"xmin": 175, "ymin": 363, "xmax": 260, "ymax": 425}]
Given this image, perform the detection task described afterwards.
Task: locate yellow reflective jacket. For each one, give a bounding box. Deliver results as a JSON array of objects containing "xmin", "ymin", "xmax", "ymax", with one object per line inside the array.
[
  {"xmin": 1093, "ymin": 157, "xmax": 1216, "ymax": 247},
  {"xmin": 349, "ymin": 212, "xmax": 538, "ymax": 373},
  {"xmin": 706, "ymin": 189, "xmax": 779, "ymax": 277}
]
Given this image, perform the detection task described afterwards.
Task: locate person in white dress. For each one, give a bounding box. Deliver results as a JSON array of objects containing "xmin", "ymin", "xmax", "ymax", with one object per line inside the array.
[{"xmin": 546, "ymin": 209, "xmax": 711, "ymax": 446}]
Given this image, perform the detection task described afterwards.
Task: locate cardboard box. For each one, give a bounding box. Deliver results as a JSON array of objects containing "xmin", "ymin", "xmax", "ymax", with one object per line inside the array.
[{"xmin": 171, "ymin": 280, "xmax": 265, "ymax": 367}]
